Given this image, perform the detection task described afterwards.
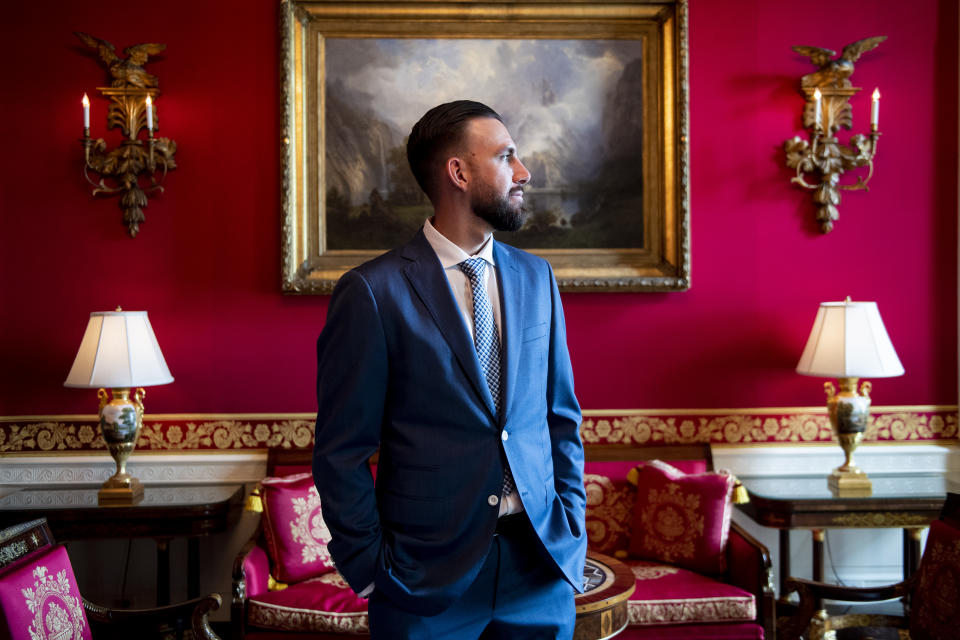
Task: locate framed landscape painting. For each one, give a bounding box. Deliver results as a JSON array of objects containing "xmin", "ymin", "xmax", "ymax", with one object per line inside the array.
[{"xmin": 280, "ymin": 0, "xmax": 690, "ymax": 293}]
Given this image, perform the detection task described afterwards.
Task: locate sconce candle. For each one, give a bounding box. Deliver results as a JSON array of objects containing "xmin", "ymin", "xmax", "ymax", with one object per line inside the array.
[
  {"xmin": 813, "ymin": 88, "xmax": 822, "ymax": 130},
  {"xmin": 82, "ymin": 93, "xmax": 90, "ymax": 130},
  {"xmin": 871, "ymin": 88, "xmax": 880, "ymax": 132},
  {"xmin": 145, "ymin": 95, "xmax": 153, "ymax": 133}
]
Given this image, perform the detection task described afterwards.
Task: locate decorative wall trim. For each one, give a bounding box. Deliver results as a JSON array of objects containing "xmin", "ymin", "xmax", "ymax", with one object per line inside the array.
[
  {"xmin": 580, "ymin": 406, "xmax": 958, "ymax": 446},
  {"xmin": 0, "ymin": 406, "xmax": 956, "ymax": 454}
]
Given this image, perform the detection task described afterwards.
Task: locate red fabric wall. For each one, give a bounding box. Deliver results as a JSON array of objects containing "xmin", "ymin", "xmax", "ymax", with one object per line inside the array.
[{"xmin": 1, "ymin": 1, "xmax": 957, "ymax": 415}]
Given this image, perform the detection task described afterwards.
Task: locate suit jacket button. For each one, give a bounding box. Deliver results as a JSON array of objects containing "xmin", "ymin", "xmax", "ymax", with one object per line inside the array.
[
  {"xmin": 487, "ymin": 494, "xmax": 499, "ymax": 506},
  {"xmin": 501, "ymin": 430, "xmax": 509, "ymax": 441}
]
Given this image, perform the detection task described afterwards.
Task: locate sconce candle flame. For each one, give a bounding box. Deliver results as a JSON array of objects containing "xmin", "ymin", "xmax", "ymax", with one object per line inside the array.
[
  {"xmin": 813, "ymin": 88, "xmax": 822, "ymax": 130},
  {"xmin": 145, "ymin": 95, "xmax": 153, "ymax": 133}
]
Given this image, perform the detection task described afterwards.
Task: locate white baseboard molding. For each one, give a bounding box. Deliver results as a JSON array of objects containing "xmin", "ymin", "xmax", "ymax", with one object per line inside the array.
[
  {"xmin": 714, "ymin": 443, "xmax": 960, "ymax": 477},
  {"xmin": 0, "ymin": 452, "xmax": 268, "ymax": 489},
  {"xmin": 2, "ymin": 444, "xmax": 956, "ymax": 490}
]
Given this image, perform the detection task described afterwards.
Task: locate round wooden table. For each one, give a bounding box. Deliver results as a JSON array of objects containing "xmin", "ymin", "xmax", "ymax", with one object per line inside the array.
[{"xmin": 574, "ymin": 551, "xmax": 636, "ymax": 640}]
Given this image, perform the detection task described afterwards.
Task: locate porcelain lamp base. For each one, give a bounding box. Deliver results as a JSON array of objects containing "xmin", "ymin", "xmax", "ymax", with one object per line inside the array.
[
  {"xmin": 825, "ymin": 378, "xmax": 874, "ymax": 497},
  {"xmin": 97, "ymin": 387, "xmax": 147, "ymax": 506}
]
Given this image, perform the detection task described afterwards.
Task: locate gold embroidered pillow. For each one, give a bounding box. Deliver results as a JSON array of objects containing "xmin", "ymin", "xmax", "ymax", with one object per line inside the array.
[
  {"xmin": 583, "ymin": 461, "xmax": 638, "ymax": 554},
  {"xmin": 628, "ymin": 460, "xmax": 735, "ymax": 575},
  {"xmin": 260, "ymin": 472, "xmax": 336, "ymax": 583}
]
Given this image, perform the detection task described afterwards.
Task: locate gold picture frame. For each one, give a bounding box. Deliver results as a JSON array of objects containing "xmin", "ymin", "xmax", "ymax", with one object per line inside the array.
[{"xmin": 280, "ymin": 0, "xmax": 690, "ymax": 293}]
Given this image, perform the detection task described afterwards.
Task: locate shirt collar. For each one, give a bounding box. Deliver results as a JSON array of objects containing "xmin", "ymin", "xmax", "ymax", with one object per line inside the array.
[{"xmin": 423, "ymin": 218, "xmax": 496, "ymax": 269}]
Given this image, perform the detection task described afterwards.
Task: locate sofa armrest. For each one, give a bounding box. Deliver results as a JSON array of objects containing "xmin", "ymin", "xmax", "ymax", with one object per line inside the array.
[
  {"xmin": 726, "ymin": 521, "xmax": 776, "ymax": 640},
  {"xmin": 232, "ymin": 518, "xmax": 268, "ymax": 640}
]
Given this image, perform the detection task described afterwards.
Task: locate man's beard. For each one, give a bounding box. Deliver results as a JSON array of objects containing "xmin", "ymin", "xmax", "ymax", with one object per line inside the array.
[{"xmin": 471, "ymin": 185, "xmax": 527, "ymax": 232}]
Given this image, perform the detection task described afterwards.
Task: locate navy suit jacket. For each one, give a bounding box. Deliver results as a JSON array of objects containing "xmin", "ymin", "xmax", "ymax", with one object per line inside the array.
[{"xmin": 313, "ymin": 229, "xmax": 586, "ymax": 616}]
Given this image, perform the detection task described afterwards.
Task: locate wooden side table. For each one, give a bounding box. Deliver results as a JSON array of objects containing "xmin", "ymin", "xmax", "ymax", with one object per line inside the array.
[
  {"xmin": 575, "ymin": 551, "xmax": 636, "ymax": 640},
  {"xmin": 735, "ymin": 472, "xmax": 948, "ymax": 603},
  {"xmin": 0, "ymin": 484, "xmax": 243, "ymax": 606}
]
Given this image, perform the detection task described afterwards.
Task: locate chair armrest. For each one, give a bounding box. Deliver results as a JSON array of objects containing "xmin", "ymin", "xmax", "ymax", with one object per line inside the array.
[
  {"xmin": 84, "ymin": 593, "xmax": 221, "ymax": 640},
  {"xmin": 725, "ymin": 521, "xmax": 776, "ymax": 640},
  {"xmin": 232, "ymin": 517, "xmax": 268, "ymax": 640},
  {"xmin": 777, "ymin": 575, "xmax": 915, "ymax": 640}
]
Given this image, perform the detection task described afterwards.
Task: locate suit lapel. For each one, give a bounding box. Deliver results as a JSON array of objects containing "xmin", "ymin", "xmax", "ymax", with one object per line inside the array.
[
  {"xmin": 493, "ymin": 242, "xmax": 522, "ymax": 426},
  {"xmin": 402, "ymin": 230, "xmax": 498, "ymax": 420}
]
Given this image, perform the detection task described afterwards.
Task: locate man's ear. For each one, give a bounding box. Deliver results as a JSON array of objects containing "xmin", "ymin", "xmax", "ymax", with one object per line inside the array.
[{"xmin": 444, "ymin": 157, "xmax": 469, "ymax": 193}]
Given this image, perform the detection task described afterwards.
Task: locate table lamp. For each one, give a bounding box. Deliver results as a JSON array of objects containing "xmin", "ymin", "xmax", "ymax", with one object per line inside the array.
[
  {"xmin": 796, "ymin": 298, "xmax": 904, "ymax": 496},
  {"xmin": 64, "ymin": 308, "xmax": 173, "ymax": 505}
]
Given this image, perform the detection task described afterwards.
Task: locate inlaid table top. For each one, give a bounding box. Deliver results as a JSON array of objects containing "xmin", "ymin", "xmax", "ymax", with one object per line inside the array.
[{"xmin": 575, "ymin": 551, "xmax": 636, "ymax": 640}]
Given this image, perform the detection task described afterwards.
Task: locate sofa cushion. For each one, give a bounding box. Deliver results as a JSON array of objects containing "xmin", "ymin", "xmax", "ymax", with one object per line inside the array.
[
  {"xmin": 625, "ymin": 559, "xmax": 756, "ymax": 627},
  {"xmin": 247, "ymin": 571, "xmax": 369, "ymax": 634},
  {"xmin": 628, "ymin": 460, "xmax": 735, "ymax": 575},
  {"xmin": 260, "ymin": 471, "xmax": 336, "ymax": 583}
]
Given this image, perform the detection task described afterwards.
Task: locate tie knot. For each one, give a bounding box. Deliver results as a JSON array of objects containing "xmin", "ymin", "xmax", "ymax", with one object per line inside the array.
[{"xmin": 459, "ymin": 257, "xmax": 487, "ymax": 282}]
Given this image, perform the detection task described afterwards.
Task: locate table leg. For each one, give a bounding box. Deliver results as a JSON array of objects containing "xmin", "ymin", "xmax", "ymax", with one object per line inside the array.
[
  {"xmin": 903, "ymin": 527, "xmax": 924, "ymax": 581},
  {"xmin": 188, "ymin": 537, "xmax": 200, "ymax": 599},
  {"xmin": 156, "ymin": 537, "xmax": 171, "ymax": 606},
  {"xmin": 812, "ymin": 529, "xmax": 825, "ymax": 613},
  {"xmin": 778, "ymin": 529, "xmax": 791, "ymax": 601}
]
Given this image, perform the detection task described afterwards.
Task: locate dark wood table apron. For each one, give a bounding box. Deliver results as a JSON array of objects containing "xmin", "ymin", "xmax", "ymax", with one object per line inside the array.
[
  {"xmin": 0, "ymin": 484, "xmax": 243, "ymax": 606},
  {"xmin": 575, "ymin": 551, "xmax": 636, "ymax": 640},
  {"xmin": 736, "ymin": 473, "xmax": 947, "ymax": 606}
]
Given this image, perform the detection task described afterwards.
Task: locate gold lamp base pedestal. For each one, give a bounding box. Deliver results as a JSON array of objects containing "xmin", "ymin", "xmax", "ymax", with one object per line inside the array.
[
  {"xmin": 828, "ymin": 468, "xmax": 873, "ymax": 497},
  {"xmin": 98, "ymin": 472, "xmax": 144, "ymax": 505}
]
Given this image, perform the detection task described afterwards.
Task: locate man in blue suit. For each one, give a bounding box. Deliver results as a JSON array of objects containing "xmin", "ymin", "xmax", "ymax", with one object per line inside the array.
[{"xmin": 314, "ymin": 100, "xmax": 586, "ymax": 639}]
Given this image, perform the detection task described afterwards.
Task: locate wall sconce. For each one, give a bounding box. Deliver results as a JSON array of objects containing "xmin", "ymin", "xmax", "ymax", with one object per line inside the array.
[
  {"xmin": 75, "ymin": 32, "xmax": 177, "ymax": 237},
  {"xmin": 784, "ymin": 37, "xmax": 886, "ymax": 233}
]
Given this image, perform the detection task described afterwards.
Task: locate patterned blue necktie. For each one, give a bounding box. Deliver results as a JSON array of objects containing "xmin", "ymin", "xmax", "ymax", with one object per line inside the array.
[{"xmin": 459, "ymin": 257, "xmax": 514, "ymax": 497}]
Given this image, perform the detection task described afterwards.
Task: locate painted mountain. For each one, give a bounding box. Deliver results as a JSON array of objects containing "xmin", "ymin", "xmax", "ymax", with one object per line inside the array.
[{"xmin": 323, "ymin": 38, "xmax": 644, "ymax": 251}]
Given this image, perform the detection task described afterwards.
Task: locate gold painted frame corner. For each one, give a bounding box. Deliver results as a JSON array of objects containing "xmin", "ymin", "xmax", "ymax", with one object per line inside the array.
[{"xmin": 280, "ymin": 0, "xmax": 690, "ymax": 294}]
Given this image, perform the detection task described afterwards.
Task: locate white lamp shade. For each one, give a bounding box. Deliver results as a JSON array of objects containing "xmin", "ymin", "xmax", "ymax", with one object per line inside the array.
[
  {"xmin": 796, "ymin": 300, "xmax": 904, "ymax": 378},
  {"xmin": 64, "ymin": 311, "xmax": 174, "ymax": 388}
]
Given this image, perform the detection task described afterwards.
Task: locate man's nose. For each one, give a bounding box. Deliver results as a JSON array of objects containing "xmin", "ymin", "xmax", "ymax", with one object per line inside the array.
[{"xmin": 514, "ymin": 159, "xmax": 531, "ymax": 185}]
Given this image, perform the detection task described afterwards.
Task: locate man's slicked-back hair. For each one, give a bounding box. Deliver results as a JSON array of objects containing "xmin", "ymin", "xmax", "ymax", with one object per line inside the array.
[{"xmin": 406, "ymin": 100, "xmax": 503, "ymax": 199}]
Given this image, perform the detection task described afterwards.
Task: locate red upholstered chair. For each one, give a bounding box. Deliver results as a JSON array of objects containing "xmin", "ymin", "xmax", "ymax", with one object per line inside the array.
[
  {"xmin": 584, "ymin": 444, "xmax": 775, "ymax": 640},
  {"xmin": 778, "ymin": 491, "xmax": 960, "ymax": 640},
  {"xmin": 234, "ymin": 444, "xmax": 775, "ymax": 640},
  {"xmin": 0, "ymin": 517, "xmax": 222, "ymax": 640},
  {"xmin": 232, "ymin": 449, "xmax": 371, "ymax": 639}
]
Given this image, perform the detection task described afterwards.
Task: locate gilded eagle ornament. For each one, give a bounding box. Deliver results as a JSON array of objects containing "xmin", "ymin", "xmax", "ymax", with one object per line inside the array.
[
  {"xmin": 74, "ymin": 32, "xmax": 166, "ymax": 88},
  {"xmin": 793, "ymin": 36, "xmax": 887, "ymax": 88}
]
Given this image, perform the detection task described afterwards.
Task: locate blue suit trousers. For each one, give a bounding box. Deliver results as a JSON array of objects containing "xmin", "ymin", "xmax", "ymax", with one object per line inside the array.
[{"xmin": 368, "ymin": 514, "xmax": 576, "ymax": 639}]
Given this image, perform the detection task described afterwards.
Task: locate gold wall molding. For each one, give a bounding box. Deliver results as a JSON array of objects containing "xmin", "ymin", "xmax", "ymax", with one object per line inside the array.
[{"xmin": 0, "ymin": 406, "xmax": 955, "ymax": 455}]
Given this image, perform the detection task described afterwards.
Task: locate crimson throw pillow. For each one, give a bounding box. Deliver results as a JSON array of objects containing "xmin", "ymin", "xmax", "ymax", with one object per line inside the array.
[
  {"xmin": 260, "ymin": 471, "xmax": 336, "ymax": 583},
  {"xmin": 628, "ymin": 460, "xmax": 735, "ymax": 575}
]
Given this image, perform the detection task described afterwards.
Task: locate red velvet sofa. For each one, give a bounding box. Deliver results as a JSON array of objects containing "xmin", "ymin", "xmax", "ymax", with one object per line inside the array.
[{"xmin": 232, "ymin": 443, "xmax": 776, "ymax": 639}]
